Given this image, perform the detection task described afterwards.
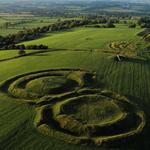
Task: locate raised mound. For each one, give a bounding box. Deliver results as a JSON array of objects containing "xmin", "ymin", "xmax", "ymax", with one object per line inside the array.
[
  {"xmin": 26, "ymin": 76, "xmax": 77, "ymax": 96},
  {"xmin": 59, "ymin": 95, "xmax": 122, "ymax": 125},
  {"xmin": 109, "ymin": 42, "xmax": 134, "ymax": 50},
  {"xmin": 0, "ymin": 69, "xmax": 96, "ymax": 101},
  {"xmin": 34, "ymin": 89, "xmax": 146, "ymax": 147}
]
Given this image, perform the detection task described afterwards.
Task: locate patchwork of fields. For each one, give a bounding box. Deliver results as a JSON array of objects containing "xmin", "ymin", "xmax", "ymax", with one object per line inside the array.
[
  {"xmin": 0, "ymin": 17, "xmax": 57, "ymax": 36},
  {"xmin": 0, "ymin": 24, "xmax": 150, "ymax": 150}
]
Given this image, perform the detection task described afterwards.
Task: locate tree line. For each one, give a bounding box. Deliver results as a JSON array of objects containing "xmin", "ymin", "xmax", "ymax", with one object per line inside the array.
[
  {"xmin": 138, "ymin": 17, "xmax": 150, "ymax": 28},
  {"xmin": 7, "ymin": 44, "xmax": 48, "ymax": 50},
  {"xmin": 137, "ymin": 17, "xmax": 150, "ymax": 40}
]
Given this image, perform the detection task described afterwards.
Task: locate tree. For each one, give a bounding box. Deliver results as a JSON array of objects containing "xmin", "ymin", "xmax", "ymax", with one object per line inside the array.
[
  {"xmin": 106, "ymin": 21, "xmax": 115, "ymax": 28},
  {"xmin": 3, "ymin": 22, "xmax": 9, "ymax": 29},
  {"xmin": 138, "ymin": 17, "xmax": 150, "ymax": 28},
  {"xmin": 129, "ymin": 23, "xmax": 136, "ymax": 28},
  {"xmin": 123, "ymin": 20, "xmax": 127, "ymax": 24},
  {"xmin": 18, "ymin": 45, "xmax": 26, "ymax": 56}
]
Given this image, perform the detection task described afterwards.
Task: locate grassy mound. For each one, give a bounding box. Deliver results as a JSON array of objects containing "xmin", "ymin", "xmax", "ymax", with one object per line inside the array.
[
  {"xmin": 109, "ymin": 42, "xmax": 134, "ymax": 50},
  {"xmin": 0, "ymin": 69, "xmax": 96, "ymax": 101},
  {"xmin": 57, "ymin": 96, "xmax": 121, "ymax": 125},
  {"xmin": 26, "ymin": 76, "xmax": 77, "ymax": 95},
  {"xmin": 34, "ymin": 89, "xmax": 146, "ymax": 147}
]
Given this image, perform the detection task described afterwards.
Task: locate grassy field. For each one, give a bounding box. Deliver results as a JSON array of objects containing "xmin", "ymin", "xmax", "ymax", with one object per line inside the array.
[
  {"xmin": 0, "ymin": 50, "xmax": 44, "ymax": 60},
  {"xmin": 0, "ymin": 24, "xmax": 150, "ymax": 150},
  {"xmin": 21, "ymin": 24, "xmax": 147, "ymax": 50}
]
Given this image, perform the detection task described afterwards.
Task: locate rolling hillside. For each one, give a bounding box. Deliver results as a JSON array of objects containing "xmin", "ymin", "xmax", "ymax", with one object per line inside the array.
[{"xmin": 21, "ymin": 25, "xmax": 145, "ymax": 50}]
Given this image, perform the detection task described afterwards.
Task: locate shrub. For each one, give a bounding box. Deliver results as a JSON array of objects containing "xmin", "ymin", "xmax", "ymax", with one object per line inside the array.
[
  {"xmin": 106, "ymin": 22, "xmax": 116, "ymax": 28},
  {"xmin": 18, "ymin": 49, "xmax": 26, "ymax": 56},
  {"xmin": 129, "ymin": 23, "xmax": 136, "ymax": 28}
]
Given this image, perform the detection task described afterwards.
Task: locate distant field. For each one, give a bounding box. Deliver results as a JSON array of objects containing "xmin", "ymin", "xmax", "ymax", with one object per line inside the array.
[
  {"xmin": 0, "ymin": 17, "xmax": 80, "ymax": 36},
  {"xmin": 21, "ymin": 24, "xmax": 146, "ymax": 50},
  {"xmin": 0, "ymin": 13, "xmax": 34, "ymax": 17},
  {"xmin": 0, "ymin": 16, "xmax": 57, "ymax": 36}
]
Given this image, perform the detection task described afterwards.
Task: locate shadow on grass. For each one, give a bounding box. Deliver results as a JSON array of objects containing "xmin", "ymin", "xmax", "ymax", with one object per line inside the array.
[
  {"xmin": 0, "ymin": 50, "xmax": 50, "ymax": 62},
  {"xmin": 124, "ymin": 94, "xmax": 150, "ymax": 150},
  {"xmin": 114, "ymin": 55, "xmax": 150, "ymax": 65}
]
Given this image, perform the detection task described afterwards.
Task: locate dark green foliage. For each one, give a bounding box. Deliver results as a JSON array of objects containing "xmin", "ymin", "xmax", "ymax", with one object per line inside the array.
[
  {"xmin": 18, "ymin": 49, "xmax": 26, "ymax": 56},
  {"xmin": 128, "ymin": 23, "xmax": 136, "ymax": 28},
  {"xmin": 138, "ymin": 17, "xmax": 150, "ymax": 28},
  {"xmin": 138, "ymin": 28, "xmax": 150, "ymax": 37},
  {"xmin": 106, "ymin": 21, "xmax": 116, "ymax": 28}
]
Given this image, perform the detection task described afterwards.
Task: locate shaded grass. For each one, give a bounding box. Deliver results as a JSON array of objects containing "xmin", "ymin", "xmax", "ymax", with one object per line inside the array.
[{"xmin": 0, "ymin": 50, "xmax": 51, "ymax": 62}]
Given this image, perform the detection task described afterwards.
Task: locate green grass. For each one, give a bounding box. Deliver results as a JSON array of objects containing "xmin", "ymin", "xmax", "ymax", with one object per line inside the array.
[
  {"xmin": 0, "ymin": 50, "xmax": 42, "ymax": 60},
  {"xmin": 0, "ymin": 49, "xmax": 150, "ymax": 149},
  {"xmin": 26, "ymin": 76, "xmax": 69, "ymax": 95},
  {"xmin": 0, "ymin": 28, "xmax": 21, "ymax": 36},
  {"xmin": 21, "ymin": 24, "xmax": 146, "ymax": 50},
  {"xmin": 55, "ymin": 95, "xmax": 122, "ymax": 125},
  {"xmin": 0, "ymin": 50, "xmax": 19, "ymax": 60},
  {"xmin": 1, "ymin": 69, "xmax": 92, "ymax": 101},
  {"xmin": 0, "ymin": 23, "xmax": 150, "ymax": 150},
  {"xmin": 1, "ymin": 50, "xmax": 150, "ymax": 101}
]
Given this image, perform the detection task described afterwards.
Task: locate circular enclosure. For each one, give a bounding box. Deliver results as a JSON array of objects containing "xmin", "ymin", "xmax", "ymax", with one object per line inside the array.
[
  {"xmin": 34, "ymin": 89, "xmax": 146, "ymax": 146},
  {"xmin": 0, "ymin": 69, "xmax": 95, "ymax": 100}
]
